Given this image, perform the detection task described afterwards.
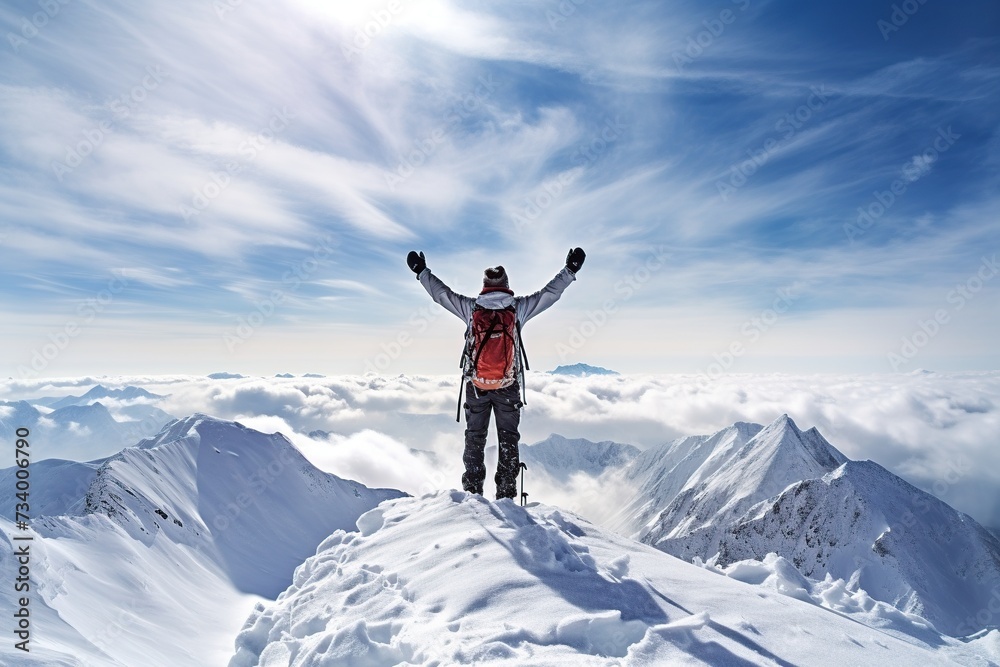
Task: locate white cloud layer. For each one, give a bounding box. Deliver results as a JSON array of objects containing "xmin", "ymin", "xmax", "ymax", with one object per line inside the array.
[{"xmin": 4, "ymin": 371, "xmax": 998, "ymax": 529}]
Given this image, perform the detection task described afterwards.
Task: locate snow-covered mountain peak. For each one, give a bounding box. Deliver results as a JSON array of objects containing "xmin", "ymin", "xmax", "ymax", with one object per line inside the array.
[
  {"xmin": 720, "ymin": 456, "xmax": 1000, "ymax": 636},
  {"xmin": 635, "ymin": 415, "xmax": 853, "ymax": 569},
  {"xmin": 134, "ymin": 412, "xmax": 219, "ymax": 449},
  {"xmin": 132, "ymin": 413, "xmax": 300, "ymax": 461},
  {"xmin": 79, "ymin": 413, "xmax": 406, "ymax": 595},
  {"xmin": 729, "ymin": 419, "xmax": 761, "ymax": 437},
  {"xmin": 46, "ymin": 383, "xmax": 165, "ymax": 409},
  {"xmin": 82, "ymin": 383, "xmax": 160, "ymax": 399},
  {"xmin": 740, "ymin": 413, "xmax": 847, "ymax": 472},
  {"xmin": 1, "ymin": 413, "xmax": 404, "ymax": 665},
  {"xmin": 520, "ymin": 434, "xmax": 640, "ymax": 481},
  {"xmin": 605, "ymin": 414, "xmax": 1000, "ymax": 638}
]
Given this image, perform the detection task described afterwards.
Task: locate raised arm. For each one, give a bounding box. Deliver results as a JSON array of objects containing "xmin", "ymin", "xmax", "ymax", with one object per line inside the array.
[
  {"xmin": 515, "ymin": 247, "xmax": 585, "ymax": 324},
  {"xmin": 407, "ymin": 251, "xmax": 475, "ymax": 322}
]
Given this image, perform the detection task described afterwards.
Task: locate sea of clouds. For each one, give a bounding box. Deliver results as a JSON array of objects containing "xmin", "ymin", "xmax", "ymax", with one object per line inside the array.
[{"xmin": 2, "ymin": 370, "xmax": 997, "ymax": 529}]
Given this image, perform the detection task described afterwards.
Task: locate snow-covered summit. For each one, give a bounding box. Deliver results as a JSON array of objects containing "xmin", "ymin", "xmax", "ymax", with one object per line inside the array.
[
  {"xmin": 633, "ymin": 414, "xmax": 848, "ymax": 560},
  {"xmin": 82, "ymin": 413, "xmax": 406, "ymax": 596},
  {"xmin": 609, "ymin": 414, "xmax": 1000, "ymax": 637},
  {"xmin": 230, "ymin": 491, "xmax": 996, "ymax": 666},
  {"xmin": 719, "ymin": 458, "xmax": 1000, "ymax": 636}
]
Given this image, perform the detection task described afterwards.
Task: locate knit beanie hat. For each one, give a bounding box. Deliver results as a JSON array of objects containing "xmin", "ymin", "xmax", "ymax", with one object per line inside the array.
[{"xmin": 483, "ymin": 265, "xmax": 509, "ymax": 289}]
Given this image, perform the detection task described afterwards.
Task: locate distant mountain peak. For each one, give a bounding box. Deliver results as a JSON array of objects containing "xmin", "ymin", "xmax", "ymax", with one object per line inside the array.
[
  {"xmin": 135, "ymin": 413, "xmax": 269, "ymax": 453},
  {"xmin": 549, "ymin": 363, "xmax": 620, "ymax": 376},
  {"xmin": 46, "ymin": 384, "xmax": 165, "ymax": 409},
  {"xmin": 83, "ymin": 412, "xmax": 405, "ymax": 596},
  {"xmin": 519, "ymin": 434, "xmax": 640, "ymax": 482},
  {"xmin": 746, "ymin": 414, "xmax": 847, "ymax": 471}
]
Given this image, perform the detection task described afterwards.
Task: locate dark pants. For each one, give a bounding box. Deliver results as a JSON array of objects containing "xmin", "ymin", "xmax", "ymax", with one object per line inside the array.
[{"xmin": 462, "ymin": 381, "xmax": 522, "ymax": 499}]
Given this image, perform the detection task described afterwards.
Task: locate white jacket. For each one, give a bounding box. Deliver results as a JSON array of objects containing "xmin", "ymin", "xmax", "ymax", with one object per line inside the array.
[{"xmin": 417, "ymin": 266, "xmax": 577, "ymax": 326}]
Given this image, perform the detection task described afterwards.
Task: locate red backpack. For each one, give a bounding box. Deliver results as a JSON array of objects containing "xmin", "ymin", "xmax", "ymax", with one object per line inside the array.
[
  {"xmin": 467, "ymin": 306, "xmax": 518, "ymax": 390},
  {"xmin": 455, "ymin": 305, "xmax": 531, "ymax": 420}
]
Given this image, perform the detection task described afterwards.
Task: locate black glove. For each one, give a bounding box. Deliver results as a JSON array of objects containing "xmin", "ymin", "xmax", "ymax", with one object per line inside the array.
[
  {"xmin": 406, "ymin": 250, "xmax": 426, "ymax": 276},
  {"xmin": 565, "ymin": 247, "xmax": 586, "ymax": 274}
]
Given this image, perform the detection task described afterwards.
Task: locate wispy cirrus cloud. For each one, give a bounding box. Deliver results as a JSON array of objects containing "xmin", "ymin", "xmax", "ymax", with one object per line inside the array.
[{"xmin": 1, "ymin": 0, "xmax": 998, "ymax": 378}]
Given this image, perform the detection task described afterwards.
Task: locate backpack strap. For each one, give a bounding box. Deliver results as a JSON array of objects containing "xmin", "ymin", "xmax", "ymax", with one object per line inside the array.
[
  {"xmin": 456, "ymin": 307, "xmax": 478, "ymax": 422},
  {"xmin": 512, "ymin": 306, "xmax": 529, "ymax": 407}
]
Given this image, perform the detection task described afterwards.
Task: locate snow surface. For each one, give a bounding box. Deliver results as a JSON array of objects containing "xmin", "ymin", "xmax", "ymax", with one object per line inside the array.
[
  {"xmin": 717, "ymin": 459, "xmax": 1000, "ymax": 636},
  {"xmin": 231, "ymin": 491, "xmax": 997, "ymax": 666},
  {"xmin": 603, "ymin": 414, "xmax": 1000, "ymax": 637},
  {"xmin": 0, "ymin": 414, "xmax": 403, "ymax": 666},
  {"xmin": 0, "ymin": 458, "xmax": 99, "ymax": 520}
]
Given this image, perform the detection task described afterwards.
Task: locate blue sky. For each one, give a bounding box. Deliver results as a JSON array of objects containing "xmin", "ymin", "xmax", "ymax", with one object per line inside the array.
[{"xmin": 1, "ymin": 0, "xmax": 998, "ymax": 377}]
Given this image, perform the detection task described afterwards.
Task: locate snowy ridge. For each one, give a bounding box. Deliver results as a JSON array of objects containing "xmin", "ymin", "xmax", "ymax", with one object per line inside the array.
[
  {"xmin": 0, "ymin": 458, "xmax": 99, "ymax": 520},
  {"xmin": 81, "ymin": 413, "xmax": 407, "ymax": 596},
  {"xmin": 0, "ymin": 414, "xmax": 403, "ymax": 666},
  {"xmin": 520, "ymin": 434, "xmax": 639, "ymax": 482},
  {"xmin": 640, "ymin": 415, "xmax": 848, "ymax": 561},
  {"xmin": 606, "ymin": 422, "xmax": 761, "ymax": 540},
  {"xmin": 695, "ymin": 553, "xmax": 946, "ymax": 643},
  {"xmin": 716, "ymin": 459, "xmax": 1000, "ymax": 636},
  {"xmin": 231, "ymin": 491, "xmax": 995, "ymax": 666},
  {"xmin": 609, "ymin": 414, "xmax": 1000, "ymax": 637}
]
